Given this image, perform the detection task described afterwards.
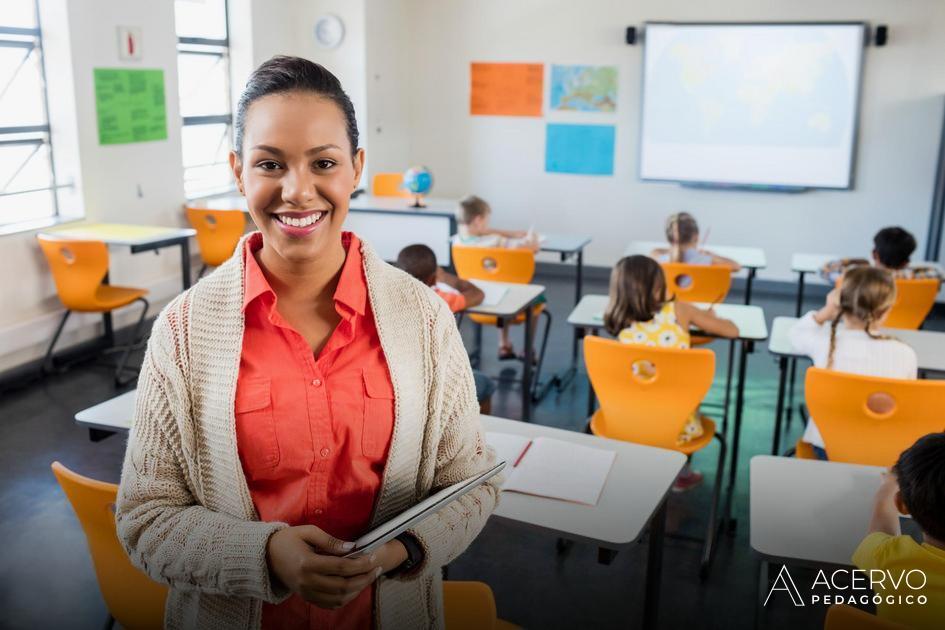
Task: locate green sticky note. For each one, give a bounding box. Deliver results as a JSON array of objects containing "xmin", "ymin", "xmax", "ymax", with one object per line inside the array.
[{"xmin": 94, "ymin": 68, "xmax": 167, "ymax": 145}]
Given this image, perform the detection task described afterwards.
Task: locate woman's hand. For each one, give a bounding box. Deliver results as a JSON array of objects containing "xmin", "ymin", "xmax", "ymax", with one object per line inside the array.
[{"xmin": 266, "ymin": 525, "xmax": 383, "ymax": 609}]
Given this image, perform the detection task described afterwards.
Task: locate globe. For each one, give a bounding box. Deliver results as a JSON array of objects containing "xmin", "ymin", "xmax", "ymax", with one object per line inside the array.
[{"xmin": 403, "ymin": 166, "xmax": 433, "ymax": 206}]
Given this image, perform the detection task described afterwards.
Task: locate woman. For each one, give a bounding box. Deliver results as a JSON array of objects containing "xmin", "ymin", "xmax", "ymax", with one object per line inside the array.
[{"xmin": 116, "ymin": 56, "xmax": 499, "ymax": 629}]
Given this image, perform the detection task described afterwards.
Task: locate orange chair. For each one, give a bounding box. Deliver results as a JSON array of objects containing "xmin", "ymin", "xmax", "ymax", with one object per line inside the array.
[
  {"xmin": 452, "ymin": 244, "xmax": 552, "ymax": 400},
  {"xmin": 37, "ymin": 236, "xmax": 148, "ymax": 385},
  {"xmin": 185, "ymin": 207, "xmax": 246, "ymax": 277},
  {"xmin": 584, "ymin": 336, "xmax": 726, "ymax": 579},
  {"xmin": 443, "ymin": 581, "xmax": 519, "ymax": 630},
  {"xmin": 660, "ymin": 262, "xmax": 733, "ymax": 304},
  {"xmin": 884, "ymin": 278, "xmax": 939, "ymax": 329},
  {"xmin": 372, "ymin": 172, "xmax": 410, "ymax": 197},
  {"xmin": 825, "ymin": 604, "xmax": 906, "ymax": 629},
  {"xmin": 51, "ymin": 462, "xmax": 167, "ymax": 630},
  {"xmin": 795, "ymin": 368, "xmax": 945, "ymax": 465}
]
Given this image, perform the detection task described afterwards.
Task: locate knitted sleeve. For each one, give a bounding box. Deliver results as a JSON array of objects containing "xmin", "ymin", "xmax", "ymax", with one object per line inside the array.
[
  {"xmin": 403, "ymin": 300, "xmax": 501, "ymax": 573},
  {"xmin": 115, "ymin": 306, "xmax": 290, "ymax": 603}
]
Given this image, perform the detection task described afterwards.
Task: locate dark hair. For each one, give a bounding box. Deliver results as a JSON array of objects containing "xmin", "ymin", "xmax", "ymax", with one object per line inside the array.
[
  {"xmin": 234, "ymin": 55, "xmax": 359, "ymax": 156},
  {"xmin": 458, "ymin": 195, "xmax": 491, "ymax": 225},
  {"xmin": 397, "ymin": 244, "xmax": 437, "ymax": 285},
  {"xmin": 893, "ymin": 432, "xmax": 945, "ymax": 541},
  {"xmin": 604, "ymin": 256, "xmax": 668, "ymax": 336},
  {"xmin": 873, "ymin": 227, "xmax": 916, "ymax": 269}
]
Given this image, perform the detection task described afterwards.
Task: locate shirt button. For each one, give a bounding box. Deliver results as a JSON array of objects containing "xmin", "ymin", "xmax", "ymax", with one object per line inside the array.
[
  {"xmin": 312, "ymin": 379, "xmax": 322, "ymax": 387},
  {"xmin": 320, "ymin": 448, "xmax": 330, "ymax": 458}
]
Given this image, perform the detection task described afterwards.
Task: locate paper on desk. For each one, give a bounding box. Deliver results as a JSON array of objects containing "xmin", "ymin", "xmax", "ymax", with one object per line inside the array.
[
  {"xmin": 485, "ymin": 431, "xmax": 532, "ymax": 467},
  {"xmin": 470, "ymin": 280, "xmax": 509, "ymax": 307}
]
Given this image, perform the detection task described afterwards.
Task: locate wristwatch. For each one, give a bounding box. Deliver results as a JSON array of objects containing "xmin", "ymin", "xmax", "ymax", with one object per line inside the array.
[{"xmin": 387, "ymin": 533, "xmax": 424, "ymax": 577}]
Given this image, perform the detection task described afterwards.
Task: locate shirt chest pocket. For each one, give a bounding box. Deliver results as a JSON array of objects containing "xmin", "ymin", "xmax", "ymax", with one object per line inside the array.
[
  {"xmin": 362, "ymin": 369, "xmax": 395, "ymax": 459},
  {"xmin": 235, "ymin": 377, "xmax": 280, "ymax": 474}
]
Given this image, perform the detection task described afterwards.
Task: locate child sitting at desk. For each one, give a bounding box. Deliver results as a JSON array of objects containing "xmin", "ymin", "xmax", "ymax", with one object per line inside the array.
[
  {"xmin": 853, "ymin": 432, "xmax": 945, "ymax": 629},
  {"xmin": 650, "ymin": 212, "xmax": 741, "ymax": 270},
  {"xmin": 790, "ymin": 267, "xmax": 917, "ymax": 459},
  {"xmin": 396, "ymin": 244, "xmax": 496, "ymax": 413},
  {"xmin": 820, "ymin": 226, "xmax": 944, "ymax": 284},
  {"xmin": 604, "ymin": 255, "xmax": 738, "ymax": 491}
]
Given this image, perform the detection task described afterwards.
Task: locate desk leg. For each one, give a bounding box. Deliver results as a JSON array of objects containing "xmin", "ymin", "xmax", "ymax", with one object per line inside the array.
[
  {"xmin": 727, "ymin": 340, "xmax": 751, "ymax": 524},
  {"xmin": 570, "ymin": 251, "xmax": 583, "ymax": 363},
  {"xmin": 102, "ymin": 272, "xmax": 114, "ymax": 346},
  {"xmin": 180, "ymin": 239, "xmax": 192, "ymax": 290},
  {"xmin": 643, "ymin": 501, "xmax": 667, "ymax": 630},
  {"xmin": 744, "ymin": 268, "xmax": 755, "ymax": 305},
  {"xmin": 523, "ymin": 309, "xmax": 534, "ymax": 421},
  {"xmin": 772, "ymin": 356, "xmax": 788, "ymax": 455},
  {"xmin": 89, "ymin": 428, "xmax": 115, "ymax": 442},
  {"xmin": 721, "ymin": 340, "xmax": 735, "ymax": 436},
  {"xmin": 585, "ymin": 328, "xmax": 597, "ymax": 420},
  {"xmin": 794, "ymin": 271, "xmax": 806, "ymax": 317}
]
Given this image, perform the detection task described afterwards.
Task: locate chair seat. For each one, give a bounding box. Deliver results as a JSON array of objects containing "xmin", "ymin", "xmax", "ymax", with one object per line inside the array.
[
  {"xmin": 73, "ymin": 285, "xmax": 148, "ymax": 313},
  {"xmin": 589, "ymin": 411, "xmax": 717, "ymax": 455},
  {"xmin": 794, "ymin": 439, "xmax": 817, "ymax": 460},
  {"xmin": 469, "ymin": 303, "xmax": 545, "ymax": 327}
]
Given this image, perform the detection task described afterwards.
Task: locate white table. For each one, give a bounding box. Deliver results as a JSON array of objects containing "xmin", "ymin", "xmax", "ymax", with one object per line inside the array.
[
  {"xmin": 568, "ymin": 294, "xmax": 769, "ymax": 523},
  {"xmin": 766, "ymin": 316, "xmax": 945, "ymax": 455},
  {"xmin": 466, "ymin": 282, "xmax": 547, "ymax": 422},
  {"xmin": 625, "ymin": 240, "xmax": 767, "ymax": 305},
  {"xmin": 482, "ymin": 415, "xmax": 685, "ymax": 629},
  {"xmin": 74, "ymin": 389, "xmax": 135, "ymax": 440}
]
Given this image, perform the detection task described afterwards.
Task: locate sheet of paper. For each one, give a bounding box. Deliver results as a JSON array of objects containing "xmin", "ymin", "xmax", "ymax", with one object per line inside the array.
[
  {"xmin": 485, "ymin": 432, "xmax": 531, "ymax": 469},
  {"xmin": 470, "ymin": 62, "xmax": 543, "ymax": 117},
  {"xmin": 545, "ymin": 123, "xmax": 615, "ymax": 176},
  {"xmin": 505, "ymin": 437, "xmax": 615, "ymax": 506},
  {"xmin": 470, "ymin": 280, "xmax": 509, "ymax": 307},
  {"xmin": 94, "ymin": 68, "xmax": 167, "ymax": 145}
]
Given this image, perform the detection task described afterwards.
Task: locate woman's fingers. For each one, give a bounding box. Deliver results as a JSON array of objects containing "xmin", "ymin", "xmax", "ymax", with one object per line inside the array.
[
  {"xmin": 299, "ymin": 566, "xmax": 383, "ymax": 608},
  {"xmin": 295, "ymin": 524, "xmax": 354, "ymax": 556},
  {"xmin": 301, "ymin": 552, "xmax": 379, "ymax": 577}
]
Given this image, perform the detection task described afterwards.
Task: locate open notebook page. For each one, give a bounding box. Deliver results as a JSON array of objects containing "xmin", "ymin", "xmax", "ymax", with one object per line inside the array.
[{"xmin": 469, "ymin": 280, "xmax": 509, "ymax": 306}]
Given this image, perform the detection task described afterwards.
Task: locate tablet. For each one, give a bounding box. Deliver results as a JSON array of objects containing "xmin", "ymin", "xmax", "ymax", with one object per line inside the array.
[{"xmin": 344, "ymin": 461, "xmax": 506, "ymax": 558}]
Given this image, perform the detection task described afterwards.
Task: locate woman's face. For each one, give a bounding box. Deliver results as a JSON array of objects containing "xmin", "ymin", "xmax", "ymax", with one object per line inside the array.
[{"xmin": 231, "ymin": 91, "xmax": 364, "ymax": 265}]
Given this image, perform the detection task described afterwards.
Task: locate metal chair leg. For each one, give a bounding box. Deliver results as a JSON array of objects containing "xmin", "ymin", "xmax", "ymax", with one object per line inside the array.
[
  {"xmin": 41, "ymin": 310, "xmax": 71, "ymax": 375},
  {"xmin": 114, "ymin": 297, "xmax": 149, "ymax": 386},
  {"xmin": 699, "ymin": 432, "xmax": 728, "ymax": 580}
]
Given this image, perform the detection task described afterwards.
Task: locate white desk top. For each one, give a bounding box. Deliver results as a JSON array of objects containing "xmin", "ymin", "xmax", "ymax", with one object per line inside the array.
[
  {"xmin": 768, "ymin": 316, "xmax": 945, "ymax": 372},
  {"xmin": 40, "ymin": 223, "xmax": 196, "ymax": 246},
  {"xmin": 465, "ymin": 281, "xmax": 545, "ymax": 318},
  {"xmin": 567, "ymin": 294, "xmax": 769, "ymax": 341},
  {"xmin": 791, "ymin": 253, "xmax": 945, "ymax": 278},
  {"xmin": 74, "ymin": 390, "xmax": 136, "ymax": 432},
  {"xmin": 624, "ymin": 240, "xmax": 767, "ymax": 270},
  {"xmin": 541, "ymin": 233, "xmax": 592, "ymax": 254},
  {"xmin": 482, "ymin": 415, "xmax": 685, "ymax": 547},
  {"xmin": 750, "ymin": 455, "xmax": 886, "ymax": 566}
]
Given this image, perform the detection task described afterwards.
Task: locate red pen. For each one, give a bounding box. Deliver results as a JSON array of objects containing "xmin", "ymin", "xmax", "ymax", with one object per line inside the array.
[{"xmin": 514, "ymin": 440, "xmax": 533, "ymax": 467}]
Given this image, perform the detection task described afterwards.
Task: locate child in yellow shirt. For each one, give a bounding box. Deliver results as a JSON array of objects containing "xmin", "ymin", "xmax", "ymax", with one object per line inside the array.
[{"xmin": 852, "ymin": 432, "xmax": 945, "ymax": 629}]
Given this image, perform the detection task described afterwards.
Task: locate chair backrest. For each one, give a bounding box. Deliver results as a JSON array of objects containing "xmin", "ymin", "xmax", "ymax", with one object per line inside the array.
[
  {"xmin": 372, "ymin": 172, "xmax": 410, "ymax": 197},
  {"xmin": 37, "ymin": 235, "xmax": 109, "ymax": 310},
  {"xmin": 825, "ymin": 604, "xmax": 905, "ymax": 629},
  {"xmin": 884, "ymin": 278, "xmax": 939, "ymax": 329},
  {"xmin": 805, "ymin": 368, "xmax": 945, "ymax": 466},
  {"xmin": 185, "ymin": 207, "xmax": 247, "ymax": 267},
  {"xmin": 452, "ymin": 245, "xmax": 535, "ymax": 284},
  {"xmin": 443, "ymin": 581, "xmax": 498, "ymax": 630},
  {"xmin": 584, "ymin": 336, "xmax": 715, "ymax": 448},
  {"xmin": 51, "ymin": 462, "xmax": 167, "ymax": 630},
  {"xmin": 660, "ymin": 262, "xmax": 732, "ymax": 303}
]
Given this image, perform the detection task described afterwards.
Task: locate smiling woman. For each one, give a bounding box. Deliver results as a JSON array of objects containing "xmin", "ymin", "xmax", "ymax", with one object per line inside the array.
[{"xmin": 115, "ymin": 56, "xmax": 499, "ymax": 630}]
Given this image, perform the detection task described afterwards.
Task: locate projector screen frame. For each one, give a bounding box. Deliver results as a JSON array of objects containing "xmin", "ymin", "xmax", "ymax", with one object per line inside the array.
[{"xmin": 637, "ymin": 21, "xmax": 869, "ymax": 191}]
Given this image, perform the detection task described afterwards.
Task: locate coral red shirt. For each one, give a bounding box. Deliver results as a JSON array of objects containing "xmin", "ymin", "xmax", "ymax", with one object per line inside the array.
[
  {"xmin": 236, "ymin": 231, "xmax": 394, "ymax": 630},
  {"xmin": 433, "ymin": 287, "xmax": 466, "ymax": 313}
]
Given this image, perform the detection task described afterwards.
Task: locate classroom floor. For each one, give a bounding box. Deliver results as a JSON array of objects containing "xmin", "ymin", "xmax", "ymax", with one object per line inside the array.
[{"xmin": 1, "ymin": 270, "xmax": 942, "ymax": 630}]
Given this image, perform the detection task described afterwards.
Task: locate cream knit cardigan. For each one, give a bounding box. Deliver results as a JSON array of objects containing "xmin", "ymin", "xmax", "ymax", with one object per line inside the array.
[{"xmin": 116, "ymin": 234, "xmax": 500, "ymax": 629}]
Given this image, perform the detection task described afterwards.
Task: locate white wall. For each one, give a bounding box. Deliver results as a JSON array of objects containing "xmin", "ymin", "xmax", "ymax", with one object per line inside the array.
[{"xmin": 365, "ymin": 0, "xmax": 945, "ymax": 280}]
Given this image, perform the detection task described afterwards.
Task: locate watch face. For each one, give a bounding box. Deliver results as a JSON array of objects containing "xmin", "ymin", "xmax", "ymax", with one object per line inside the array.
[{"xmin": 315, "ymin": 15, "xmax": 345, "ymax": 48}]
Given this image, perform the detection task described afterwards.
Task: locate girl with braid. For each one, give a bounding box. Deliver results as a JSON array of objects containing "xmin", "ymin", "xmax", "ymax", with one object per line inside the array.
[{"xmin": 789, "ymin": 267, "xmax": 917, "ymax": 459}]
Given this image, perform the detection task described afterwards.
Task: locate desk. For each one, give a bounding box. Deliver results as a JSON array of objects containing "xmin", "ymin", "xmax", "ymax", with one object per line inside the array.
[
  {"xmin": 40, "ymin": 223, "xmax": 196, "ymax": 291},
  {"xmin": 625, "ymin": 240, "xmax": 767, "ymax": 305},
  {"xmin": 766, "ymin": 316, "xmax": 945, "ymax": 456},
  {"xmin": 482, "ymin": 415, "xmax": 686, "ymax": 630},
  {"xmin": 466, "ymin": 282, "xmax": 546, "ymax": 422},
  {"xmin": 568, "ymin": 294, "xmax": 768, "ymax": 521},
  {"xmin": 541, "ymin": 234, "xmax": 593, "ymax": 389},
  {"xmin": 74, "ymin": 389, "xmax": 135, "ymax": 441},
  {"xmin": 188, "ymin": 194, "xmax": 458, "ymax": 266}
]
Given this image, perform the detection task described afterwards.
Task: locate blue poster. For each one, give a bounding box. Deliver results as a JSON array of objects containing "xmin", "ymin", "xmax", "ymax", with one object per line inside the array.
[{"xmin": 545, "ymin": 123, "xmax": 615, "ymax": 175}]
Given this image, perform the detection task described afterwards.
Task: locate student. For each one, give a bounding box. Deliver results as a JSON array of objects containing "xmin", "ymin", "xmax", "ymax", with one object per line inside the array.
[
  {"xmin": 454, "ymin": 194, "xmax": 541, "ymax": 360},
  {"xmin": 116, "ymin": 57, "xmax": 499, "ymax": 629},
  {"xmin": 853, "ymin": 432, "xmax": 945, "ymax": 629},
  {"xmin": 396, "ymin": 244, "xmax": 496, "ymax": 414},
  {"xmin": 604, "ymin": 255, "xmax": 738, "ymax": 491},
  {"xmin": 789, "ymin": 266, "xmax": 917, "ymax": 459},
  {"xmin": 650, "ymin": 212, "xmax": 741, "ymax": 270},
  {"xmin": 820, "ymin": 226, "xmax": 944, "ymax": 284}
]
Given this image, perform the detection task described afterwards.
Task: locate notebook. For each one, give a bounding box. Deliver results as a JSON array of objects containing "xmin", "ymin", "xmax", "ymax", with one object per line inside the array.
[
  {"xmin": 470, "ymin": 280, "xmax": 509, "ymax": 307},
  {"xmin": 485, "ymin": 432, "xmax": 615, "ymax": 506}
]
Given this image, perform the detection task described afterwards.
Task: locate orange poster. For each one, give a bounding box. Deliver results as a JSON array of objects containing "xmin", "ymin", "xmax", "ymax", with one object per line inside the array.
[{"xmin": 470, "ymin": 62, "xmax": 543, "ymax": 117}]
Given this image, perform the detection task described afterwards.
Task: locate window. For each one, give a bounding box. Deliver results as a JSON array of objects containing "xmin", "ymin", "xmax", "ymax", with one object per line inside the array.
[
  {"xmin": 0, "ymin": 1, "xmax": 59, "ymax": 230},
  {"xmin": 175, "ymin": 0, "xmax": 233, "ymax": 199}
]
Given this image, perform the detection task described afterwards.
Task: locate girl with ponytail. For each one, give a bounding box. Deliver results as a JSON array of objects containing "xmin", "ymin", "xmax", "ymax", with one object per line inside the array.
[{"xmin": 789, "ymin": 267, "xmax": 918, "ymax": 459}]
